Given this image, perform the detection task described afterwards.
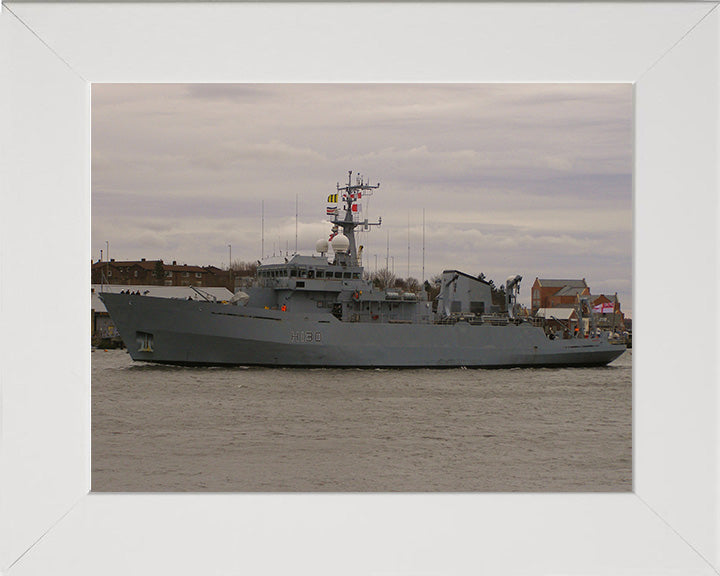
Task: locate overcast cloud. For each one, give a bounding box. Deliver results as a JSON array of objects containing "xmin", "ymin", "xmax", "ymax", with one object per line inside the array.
[{"xmin": 92, "ymin": 83, "xmax": 632, "ymax": 315}]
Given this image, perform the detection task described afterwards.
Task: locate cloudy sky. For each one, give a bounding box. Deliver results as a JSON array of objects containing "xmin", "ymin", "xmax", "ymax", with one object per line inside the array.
[{"xmin": 92, "ymin": 84, "xmax": 632, "ymax": 315}]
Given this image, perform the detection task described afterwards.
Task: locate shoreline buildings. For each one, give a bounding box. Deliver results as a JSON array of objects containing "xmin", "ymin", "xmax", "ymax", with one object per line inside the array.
[{"xmin": 531, "ymin": 277, "xmax": 626, "ymax": 334}]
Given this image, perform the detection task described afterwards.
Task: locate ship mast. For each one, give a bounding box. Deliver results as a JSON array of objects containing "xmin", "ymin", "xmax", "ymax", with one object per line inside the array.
[{"xmin": 330, "ymin": 171, "xmax": 381, "ymax": 266}]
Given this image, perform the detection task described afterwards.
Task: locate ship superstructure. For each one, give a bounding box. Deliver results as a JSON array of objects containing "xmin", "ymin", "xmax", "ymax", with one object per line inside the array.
[{"xmin": 100, "ymin": 172, "xmax": 625, "ymax": 367}]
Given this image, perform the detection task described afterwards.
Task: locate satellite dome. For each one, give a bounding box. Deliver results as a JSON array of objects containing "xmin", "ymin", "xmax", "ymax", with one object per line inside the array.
[
  {"xmin": 331, "ymin": 234, "xmax": 350, "ymax": 253},
  {"xmin": 315, "ymin": 238, "xmax": 329, "ymax": 254}
]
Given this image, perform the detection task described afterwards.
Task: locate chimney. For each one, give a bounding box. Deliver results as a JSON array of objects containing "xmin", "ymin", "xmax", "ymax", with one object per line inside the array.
[
  {"xmin": 110, "ymin": 258, "xmax": 115, "ymax": 262},
  {"xmin": 173, "ymin": 261, "xmax": 177, "ymax": 265},
  {"xmin": 141, "ymin": 258, "xmax": 146, "ymax": 262}
]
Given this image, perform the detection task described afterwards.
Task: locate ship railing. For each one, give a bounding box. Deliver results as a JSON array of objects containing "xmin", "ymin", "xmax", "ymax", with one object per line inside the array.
[
  {"xmin": 434, "ymin": 314, "xmax": 483, "ymax": 325},
  {"xmin": 481, "ymin": 314, "xmax": 509, "ymax": 326},
  {"xmin": 434, "ymin": 314, "xmax": 525, "ymax": 326}
]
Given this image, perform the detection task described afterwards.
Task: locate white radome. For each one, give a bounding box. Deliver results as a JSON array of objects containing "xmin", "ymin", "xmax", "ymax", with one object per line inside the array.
[
  {"xmin": 331, "ymin": 234, "xmax": 350, "ymax": 253},
  {"xmin": 315, "ymin": 238, "xmax": 329, "ymax": 253}
]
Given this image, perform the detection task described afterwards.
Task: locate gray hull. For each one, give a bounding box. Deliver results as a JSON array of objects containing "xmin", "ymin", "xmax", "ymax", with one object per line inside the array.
[{"xmin": 100, "ymin": 293, "xmax": 625, "ymax": 368}]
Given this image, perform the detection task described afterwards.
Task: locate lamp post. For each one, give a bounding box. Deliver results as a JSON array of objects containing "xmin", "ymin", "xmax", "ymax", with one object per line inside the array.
[{"xmin": 228, "ymin": 244, "xmax": 233, "ymax": 291}]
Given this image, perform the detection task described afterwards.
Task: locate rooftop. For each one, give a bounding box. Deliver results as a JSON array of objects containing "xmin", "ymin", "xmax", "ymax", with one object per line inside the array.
[
  {"xmin": 554, "ymin": 285, "xmax": 587, "ymax": 297},
  {"xmin": 91, "ymin": 259, "xmax": 219, "ymax": 274},
  {"xmin": 536, "ymin": 278, "xmax": 587, "ymax": 288},
  {"xmin": 535, "ymin": 307, "xmax": 578, "ymax": 320}
]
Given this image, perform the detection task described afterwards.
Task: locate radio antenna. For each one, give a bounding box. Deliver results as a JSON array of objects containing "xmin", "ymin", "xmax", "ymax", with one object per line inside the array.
[{"xmin": 261, "ymin": 200, "xmax": 265, "ymax": 259}]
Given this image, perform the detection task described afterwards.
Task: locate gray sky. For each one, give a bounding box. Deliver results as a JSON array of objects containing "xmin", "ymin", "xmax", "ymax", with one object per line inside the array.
[{"xmin": 92, "ymin": 84, "xmax": 632, "ymax": 315}]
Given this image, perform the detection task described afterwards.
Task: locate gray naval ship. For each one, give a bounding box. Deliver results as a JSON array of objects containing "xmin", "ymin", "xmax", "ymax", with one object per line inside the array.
[{"xmin": 100, "ymin": 172, "xmax": 625, "ymax": 368}]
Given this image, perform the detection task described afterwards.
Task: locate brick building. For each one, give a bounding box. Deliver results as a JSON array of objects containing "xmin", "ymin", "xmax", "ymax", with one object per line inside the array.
[
  {"xmin": 531, "ymin": 278, "xmax": 590, "ymax": 314},
  {"xmin": 91, "ymin": 259, "xmax": 234, "ymax": 289},
  {"xmin": 531, "ymin": 278, "xmax": 626, "ymax": 333}
]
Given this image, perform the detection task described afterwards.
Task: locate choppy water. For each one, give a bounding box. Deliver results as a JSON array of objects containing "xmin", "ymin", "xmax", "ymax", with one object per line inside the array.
[{"xmin": 92, "ymin": 349, "xmax": 631, "ymax": 492}]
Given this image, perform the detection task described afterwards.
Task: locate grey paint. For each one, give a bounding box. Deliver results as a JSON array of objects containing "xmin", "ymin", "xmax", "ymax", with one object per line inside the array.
[{"xmin": 101, "ymin": 289, "xmax": 624, "ymax": 368}]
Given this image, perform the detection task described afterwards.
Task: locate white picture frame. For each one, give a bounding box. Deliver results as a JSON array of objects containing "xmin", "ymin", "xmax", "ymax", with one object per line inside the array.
[{"xmin": 1, "ymin": 2, "xmax": 718, "ymax": 574}]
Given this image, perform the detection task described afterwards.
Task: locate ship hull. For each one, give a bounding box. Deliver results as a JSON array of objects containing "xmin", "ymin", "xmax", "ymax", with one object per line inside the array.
[{"xmin": 100, "ymin": 293, "xmax": 626, "ymax": 368}]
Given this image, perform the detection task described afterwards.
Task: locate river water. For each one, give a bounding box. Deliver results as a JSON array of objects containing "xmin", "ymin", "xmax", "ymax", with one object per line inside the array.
[{"xmin": 92, "ymin": 349, "xmax": 631, "ymax": 492}]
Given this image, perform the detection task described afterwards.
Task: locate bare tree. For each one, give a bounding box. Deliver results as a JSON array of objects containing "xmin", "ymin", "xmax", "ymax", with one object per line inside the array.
[
  {"xmin": 230, "ymin": 259, "xmax": 258, "ymax": 277},
  {"xmin": 404, "ymin": 277, "xmax": 421, "ymax": 293},
  {"xmin": 371, "ymin": 268, "xmax": 396, "ymax": 290}
]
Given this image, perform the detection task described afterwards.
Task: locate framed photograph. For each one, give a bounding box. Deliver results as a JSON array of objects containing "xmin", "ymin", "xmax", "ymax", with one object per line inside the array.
[
  {"xmin": 1, "ymin": 2, "xmax": 718, "ymax": 574},
  {"xmin": 89, "ymin": 81, "xmax": 633, "ymax": 495}
]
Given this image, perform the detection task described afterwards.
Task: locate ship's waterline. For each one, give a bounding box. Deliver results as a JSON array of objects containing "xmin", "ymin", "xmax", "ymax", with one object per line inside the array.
[{"xmin": 92, "ymin": 348, "xmax": 631, "ymax": 492}]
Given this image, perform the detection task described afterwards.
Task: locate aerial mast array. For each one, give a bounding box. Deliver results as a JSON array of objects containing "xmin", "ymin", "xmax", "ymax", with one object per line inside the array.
[{"xmin": 328, "ymin": 171, "xmax": 382, "ymax": 265}]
